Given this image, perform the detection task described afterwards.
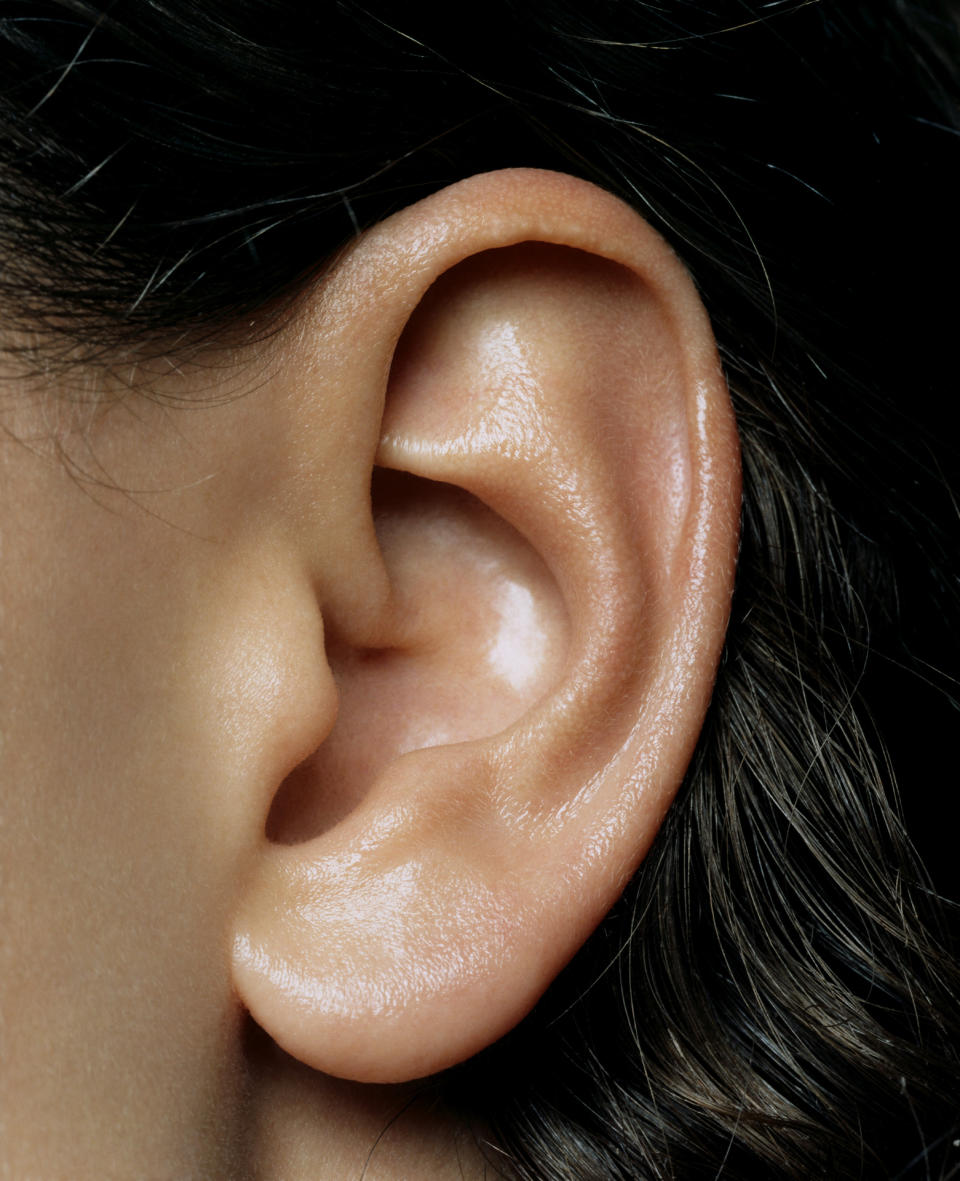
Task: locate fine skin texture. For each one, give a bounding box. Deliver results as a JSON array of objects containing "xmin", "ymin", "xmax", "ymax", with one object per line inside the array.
[{"xmin": 0, "ymin": 170, "xmax": 739, "ymax": 1177}]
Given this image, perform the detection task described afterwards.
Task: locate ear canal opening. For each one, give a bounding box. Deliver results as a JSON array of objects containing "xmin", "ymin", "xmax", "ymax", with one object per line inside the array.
[{"xmin": 265, "ymin": 468, "xmax": 570, "ymax": 846}]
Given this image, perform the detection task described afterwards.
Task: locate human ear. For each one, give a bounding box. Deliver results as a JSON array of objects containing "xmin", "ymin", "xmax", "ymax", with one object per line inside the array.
[{"xmin": 229, "ymin": 169, "xmax": 740, "ymax": 1085}]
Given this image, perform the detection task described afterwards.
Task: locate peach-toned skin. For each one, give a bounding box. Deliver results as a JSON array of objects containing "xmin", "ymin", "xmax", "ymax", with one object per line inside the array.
[{"xmin": 0, "ymin": 170, "xmax": 739, "ymax": 1178}]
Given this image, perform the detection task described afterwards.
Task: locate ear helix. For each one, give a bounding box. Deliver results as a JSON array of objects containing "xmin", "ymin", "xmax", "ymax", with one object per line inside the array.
[{"xmin": 229, "ymin": 170, "xmax": 739, "ymax": 1084}]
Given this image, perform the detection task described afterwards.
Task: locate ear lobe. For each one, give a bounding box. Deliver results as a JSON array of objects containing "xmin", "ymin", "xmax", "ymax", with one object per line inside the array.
[{"xmin": 230, "ymin": 170, "xmax": 740, "ymax": 1084}]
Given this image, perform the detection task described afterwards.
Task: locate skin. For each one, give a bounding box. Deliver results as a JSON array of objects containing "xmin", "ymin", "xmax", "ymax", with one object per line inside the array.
[
  {"xmin": 0, "ymin": 170, "xmax": 739, "ymax": 1178},
  {"xmin": 1, "ymin": 335, "xmax": 494, "ymax": 1178}
]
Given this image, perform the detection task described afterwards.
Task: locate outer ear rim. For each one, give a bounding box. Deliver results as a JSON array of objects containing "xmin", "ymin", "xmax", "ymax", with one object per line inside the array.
[{"xmin": 230, "ymin": 168, "xmax": 740, "ymax": 1084}]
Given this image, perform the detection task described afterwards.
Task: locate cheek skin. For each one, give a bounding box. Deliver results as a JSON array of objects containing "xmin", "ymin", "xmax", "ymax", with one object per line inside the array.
[{"xmin": 0, "ymin": 394, "xmax": 263, "ymax": 1176}]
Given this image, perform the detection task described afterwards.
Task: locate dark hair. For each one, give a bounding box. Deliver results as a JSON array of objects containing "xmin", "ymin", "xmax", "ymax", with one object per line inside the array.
[{"xmin": 3, "ymin": 2, "xmax": 959, "ymax": 1177}]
